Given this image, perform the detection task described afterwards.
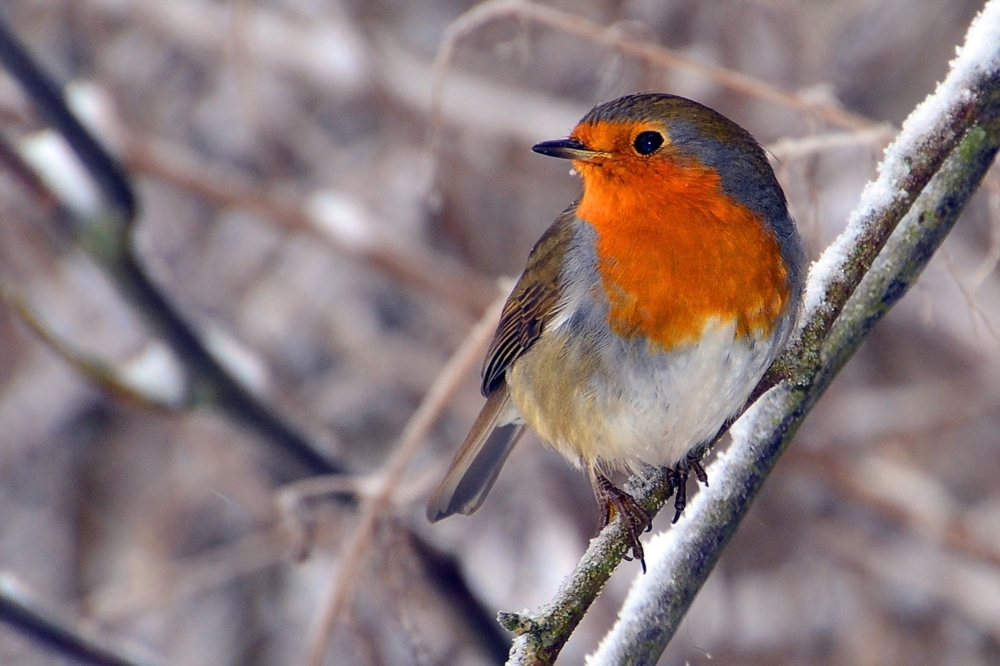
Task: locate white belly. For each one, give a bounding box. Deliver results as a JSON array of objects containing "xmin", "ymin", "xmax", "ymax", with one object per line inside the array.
[{"xmin": 508, "ymin": 317, "xmax": 783, "ymax": 471}]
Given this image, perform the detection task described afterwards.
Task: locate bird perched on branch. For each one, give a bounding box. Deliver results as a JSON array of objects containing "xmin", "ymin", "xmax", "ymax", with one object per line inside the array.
[{"xmin": 427, "ymin": 92, "xmax": 804, "ymax": 569}]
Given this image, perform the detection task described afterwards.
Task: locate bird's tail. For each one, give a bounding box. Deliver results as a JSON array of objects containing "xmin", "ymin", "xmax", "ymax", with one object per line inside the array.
[{"xmin": 426, "ymin": 387, "xmax": 525, "ymax": 522}]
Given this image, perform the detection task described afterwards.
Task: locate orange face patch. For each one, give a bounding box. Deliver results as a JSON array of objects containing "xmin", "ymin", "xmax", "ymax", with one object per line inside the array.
[{"xmin": 570, "ymin": 120, "xmax": 790, "ymax": 350}]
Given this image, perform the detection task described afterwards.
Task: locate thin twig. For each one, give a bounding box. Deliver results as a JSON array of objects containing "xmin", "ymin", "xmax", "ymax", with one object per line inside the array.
[
  {"xmin": 119, "ymin": 130, "xmax": 496, "ymax": 313},
  {"xmin": 430, "ymin": 0, "xmax": 873, "ymax": 159},
  {"xmin": 0, "ymin": 12, "xmax": 135, "ymax": 221},
  {"xmin": 82, "ymin": 526, "xmax": 297, "ymax": 623},
  {"xmin": 766, "ymin": 126, "xmax": 895, "ymax": 160},
  {"xmin": 302, "ymin": 292, "xmax": 506, "ymax": 666},
  {"xmin": 941, "ymin": 248, "xmax": 1000, "ymax": 341},
  {"xmin": 0, "ymin": 280, "xmax": 181, "ymax": 409}
]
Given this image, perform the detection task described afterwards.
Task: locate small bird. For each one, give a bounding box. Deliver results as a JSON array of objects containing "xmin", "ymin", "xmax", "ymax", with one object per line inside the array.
[{"xmin": 427, "ymin": 93, "xmax": 804, "ymax": 568}]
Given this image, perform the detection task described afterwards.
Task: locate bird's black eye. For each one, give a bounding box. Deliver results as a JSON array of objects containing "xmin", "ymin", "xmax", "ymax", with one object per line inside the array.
[{"xmin": 633, "ymin": 131, "xmax": 664, "ymax": 155}]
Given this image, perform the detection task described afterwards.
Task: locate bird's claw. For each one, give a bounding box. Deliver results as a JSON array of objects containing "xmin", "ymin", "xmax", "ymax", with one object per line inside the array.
[{"xmin": 594, "ymin": 473, "xmax": 650, "ymax": 572}]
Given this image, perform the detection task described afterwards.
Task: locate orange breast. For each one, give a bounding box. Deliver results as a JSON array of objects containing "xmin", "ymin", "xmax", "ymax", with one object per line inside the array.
[{"xmin": 576, "ymin": 157, "xmax": 789, "ymax": 351}]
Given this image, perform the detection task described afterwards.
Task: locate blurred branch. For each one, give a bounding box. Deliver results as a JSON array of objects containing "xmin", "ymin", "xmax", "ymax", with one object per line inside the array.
[
  {"xmin": 0, "ymin": 13, "xmax": 135, "ymax": 222},
  {"xmin": 302, "ymin": 292, "xmax": 506, "ymax": 666},
  {"xmin": 80, "ymin": 0, "xmax": 370, "ymax": 94},
  {"xmin": 53, "ymin": 0, "xmax": 502, "ymax": 311},
  {"xmin": 82, "ymin": 526, "xmax": 296, "ymax": 623},
  {"xmin": 767, "ymin": 126, "xmax": 896, "ymax": 161},
  {"xmin": 430, "ymin": 0, "xmax": 874, "ymax": 153},
  {"xmin": 501, "ymin": 4, "xmax": 1000, "ymax": 664},
  {"xmin": 79, "ymin": 0, "xmax": 873, "ymax": 159},
  {"xmin": 0, "ymin": 281, "xmax": 182, "ymax": 409},
  {"xmin": 73, "ymin": 0, "xmax": 594, "ymax": 147},
  {"xmin": 791, "ymin": 448, "xmax": 1000, "ymax": 572},
  {"xmin": 0, "ymin": 10, "xmax": 343, "ymax": 477},
  {"xmin": 119, "ymin": 130, "xmax": 497, "ymax": 312},
  {"xmin": 0, "ymin": 128, "xmax": 63, "ymax": 211},
  {"xmin": 971, "ymin": 173, "xmax": 1000, "ymax": 286},
  {"xmin": 817, "ymin": 521, "xmax": 1000, "ymax": 645},
  {"xmin": 0, "ymin": 573, "xmax": 165, "ymax": 666},
  {"xmin": 0, "ymin": 11, "xmax": 508, "ymax": 661}
]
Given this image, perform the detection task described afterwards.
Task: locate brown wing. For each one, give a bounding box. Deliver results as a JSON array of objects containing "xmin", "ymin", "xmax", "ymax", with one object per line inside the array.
[
  {"xmin": 426, "ymin": 207, "xmax": 580, "ymax": 521},
  {"xmin": 481, "ymin": 206, "xmax": 578, "ymax": 395}
]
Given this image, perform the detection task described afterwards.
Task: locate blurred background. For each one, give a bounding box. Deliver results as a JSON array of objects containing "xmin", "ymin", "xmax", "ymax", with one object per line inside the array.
[{"xmin": 0, "ymin": 0, "xmax": 999, "ymax": 664}]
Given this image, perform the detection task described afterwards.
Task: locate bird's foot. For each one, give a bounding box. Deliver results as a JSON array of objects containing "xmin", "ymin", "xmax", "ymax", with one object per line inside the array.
[
  {"xmin": 594, "ymin": 472, "xmax": 650, "ymax": 573},
  {"xmin": 669, "ymin": 450, "xmax": 710, "ymax": 522}
]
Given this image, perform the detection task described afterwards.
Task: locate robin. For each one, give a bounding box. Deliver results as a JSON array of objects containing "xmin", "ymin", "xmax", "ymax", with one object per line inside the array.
[{"xmin": 427, "ymin": 93, "xmax": 804, "ymax": 569}]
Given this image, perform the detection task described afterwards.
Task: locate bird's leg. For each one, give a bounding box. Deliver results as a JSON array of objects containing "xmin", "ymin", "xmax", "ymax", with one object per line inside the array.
[
  {"xmin": 670, "ymin": 450, "xmax": 710, "ymax": 522},
  {"xmin": 687, "ymin": 449, "xmax": 709, "ymax": 485},
  {"xmin": 592, "ymin": 471, "xmax": 650, "ymax": 572},
  {"xmin": 671, "ymin": 464, "xmax": 688, "ymax": 523}
]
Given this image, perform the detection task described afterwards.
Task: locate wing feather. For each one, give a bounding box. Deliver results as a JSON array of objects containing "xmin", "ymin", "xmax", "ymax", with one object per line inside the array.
[
  {"xmin": 481, "ymin": 207, "xmax": 578, "ymax": 394},
  {"xmin": 427, "ymin": 207, "xmax": 581, "ymax": 520}
]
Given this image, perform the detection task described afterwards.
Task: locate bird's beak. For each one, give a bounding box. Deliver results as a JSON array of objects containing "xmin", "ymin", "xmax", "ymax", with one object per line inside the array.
[{"xmin": 532, "ymin": 138, "xmax": 604, "ymax": 161}]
